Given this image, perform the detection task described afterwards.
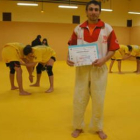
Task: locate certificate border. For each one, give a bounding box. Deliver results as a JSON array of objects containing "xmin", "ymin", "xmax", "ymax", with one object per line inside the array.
[{"xmin": 68, "ymin": 43, "xmax": 99, "ymax": 59}]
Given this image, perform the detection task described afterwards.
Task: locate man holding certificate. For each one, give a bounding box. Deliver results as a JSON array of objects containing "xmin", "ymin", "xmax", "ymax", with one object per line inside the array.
[{"xmin": 67, "ymin": 1, "xmax": 119, "ymax": 139}]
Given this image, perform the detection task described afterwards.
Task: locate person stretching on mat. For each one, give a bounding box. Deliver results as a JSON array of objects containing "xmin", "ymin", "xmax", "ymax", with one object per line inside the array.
[
  {"xmin": 30, "ymin": 38, "xmax": 56, "ymax": 93},
  {"xmin": 23, "ymin": 44, "xmax": 56, "ymax": 93},
  {"xmin": 1, "ymin": 42, "xmax": 33, "ymax": 96},
  {"xmin": 109, "ymin": 45, "xmax": 132, "ymax": 74}
]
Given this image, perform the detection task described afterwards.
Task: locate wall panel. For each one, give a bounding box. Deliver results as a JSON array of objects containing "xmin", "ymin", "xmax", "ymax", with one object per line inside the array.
[{"xmin": 0, "ymin": 21, "xmax": 131, "ymax": 61}]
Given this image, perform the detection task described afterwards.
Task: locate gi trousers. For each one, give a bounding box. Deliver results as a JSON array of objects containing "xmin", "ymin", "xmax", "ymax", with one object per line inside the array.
[{"xmin": 73, "ymin": 64, "xmax": 108, "ymax": 131}]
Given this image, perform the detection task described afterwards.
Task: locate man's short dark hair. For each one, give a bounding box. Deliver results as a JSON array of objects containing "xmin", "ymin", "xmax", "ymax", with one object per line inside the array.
[
  {"xmin": 23, "ymin": 45, "xmax": 32, "ymax": 55},
  {"xmin": 86, "ymin": 0, "xmax": 101, "ymax": 11},
  {"xmin": 37, "ymin": 35, "xmax": 41, "ymax": 39}
]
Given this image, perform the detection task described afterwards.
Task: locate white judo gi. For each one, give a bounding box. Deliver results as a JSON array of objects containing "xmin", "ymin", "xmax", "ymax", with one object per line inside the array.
[{"xmin": 68, "ymin": 19, "xmax": 119, "ymax": 131}]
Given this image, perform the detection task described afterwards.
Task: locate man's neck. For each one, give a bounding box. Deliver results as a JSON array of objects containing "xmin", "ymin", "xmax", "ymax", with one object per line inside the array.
[{"xmin": 88, "ymin": 20, "xmax": 98, "ymax": 24}]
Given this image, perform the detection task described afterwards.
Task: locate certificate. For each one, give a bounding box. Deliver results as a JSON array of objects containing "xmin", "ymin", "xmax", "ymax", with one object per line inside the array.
[{"xmin": 69, "ymin": 43, "xmax": 99, "ymax": 66}]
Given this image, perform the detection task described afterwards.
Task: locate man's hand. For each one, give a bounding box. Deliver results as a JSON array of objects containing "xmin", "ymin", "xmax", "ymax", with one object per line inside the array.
[
  {"xmin": 67, "ymin": 59, "xmax": 75, "ymax": 66},
  {"xmin": 29, "ymin": 75, "xmax": 34, "ymax": 83},
  {"xmin": 92, "ymin": 58, "xmax": 106, "ymax": 67}
]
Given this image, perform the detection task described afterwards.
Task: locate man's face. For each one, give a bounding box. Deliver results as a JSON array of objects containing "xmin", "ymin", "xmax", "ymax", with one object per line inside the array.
[
  {"xmin": 86, "ymin": 4, "xmax": 101, "ymax": 23},
  {"xmin": 43, "ymin": 40, "xmax": 46, "ymax": 44},
  {"xmin": 27, "ymin": 52, "xmax": 34, "ymax": 59}
]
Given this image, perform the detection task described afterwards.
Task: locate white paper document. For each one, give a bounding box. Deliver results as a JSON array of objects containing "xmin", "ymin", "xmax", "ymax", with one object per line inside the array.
[{"xmin": 69, "ymin": 43, "xmax": 99, "ymax": 66}]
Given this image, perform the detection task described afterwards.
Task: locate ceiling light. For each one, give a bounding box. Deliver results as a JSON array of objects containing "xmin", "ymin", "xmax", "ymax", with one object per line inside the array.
[
  {"xmin": 128, "ymin": 11, "xmax": 140, "ymax": 15},
  {"xmin": 17, "ymin": 3, "xmax": 38, "ymax": 6},
  {"xmin": 41, "ymin": 2, "xmax": 44, "ymax": 13},
  {"xmin": 58, "ymin": 5, "xmax": 78, "ymax": 9},
  {"xmin": 101, "ymin": 9, "xmax": 113, "ymax": 12}
]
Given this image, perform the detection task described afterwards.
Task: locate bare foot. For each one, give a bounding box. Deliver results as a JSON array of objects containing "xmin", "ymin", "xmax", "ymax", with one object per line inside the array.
[
  {"xmin": 97, "ymin": 131, "xmax": 107, "ymax": 139},
  {"xmin": 136, "ymin": 72, "xmax": 140, "ymax": 74},
  {"xmin": 11, "ymin": 86, "xmax": 19, "ymax": 90},
  {"xmin": 133, "ymin": 70, "xmax": 138, "ymax": 73},
  {"xmin": 19, "ymin": 91, "xmax": 31, "ymax": 96},
  {"xmin": 30, "ymin": 83, "xmax": 40, "ymax": 87},
  {"xmin": 71, "ymin": 129, "xmax": 83, "ymax": 138},
  {"xmin": 45, "ymin": 88, "xmax": 54, "ymax": 93},
  {"xmin": 109, "ymin": 71, "xmax": 113, "ymax": 73}
]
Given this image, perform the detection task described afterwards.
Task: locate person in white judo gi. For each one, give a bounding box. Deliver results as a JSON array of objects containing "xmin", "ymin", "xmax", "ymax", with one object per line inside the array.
[{"xmin": 67, "ymin": 1, "xmax": 120, "ymax": 139}]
